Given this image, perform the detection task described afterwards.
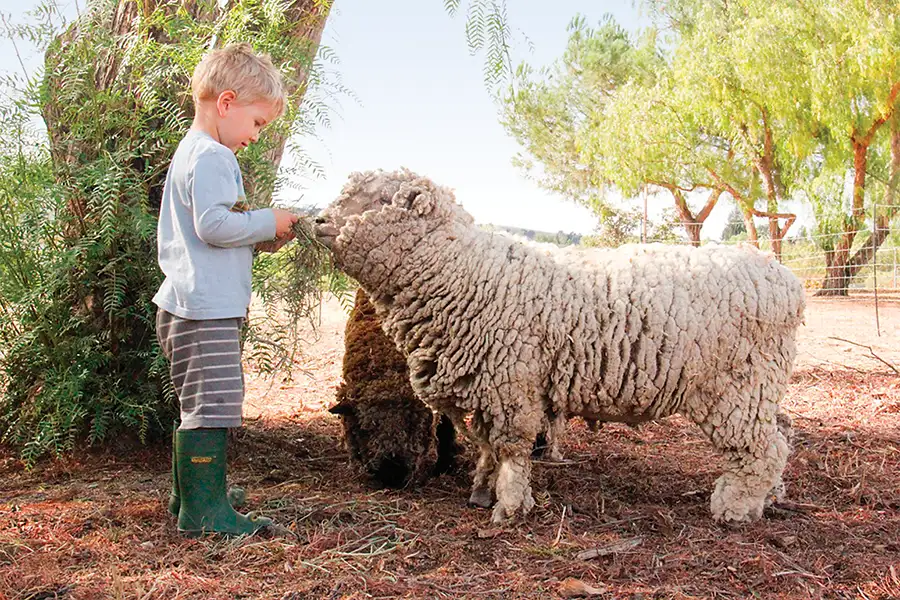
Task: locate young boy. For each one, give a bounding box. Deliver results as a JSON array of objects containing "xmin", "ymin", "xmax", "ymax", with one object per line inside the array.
[{"xmin": 154, "ymin": 43, "xmax": 298, "ymax": 536}]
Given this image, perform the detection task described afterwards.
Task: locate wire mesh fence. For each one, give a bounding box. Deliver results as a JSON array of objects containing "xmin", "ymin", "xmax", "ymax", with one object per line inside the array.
[
  {"xmin": 644, "ymin": 203, "xmax": 899, "ymax": 298},
  {"xmin": 639, "ymin": 203, "xmax": 900, "ymax": 347}
]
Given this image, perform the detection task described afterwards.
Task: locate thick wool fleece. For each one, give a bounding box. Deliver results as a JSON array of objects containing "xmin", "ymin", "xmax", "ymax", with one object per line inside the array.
[
  {"xmin": 318, "ymin": 169, "xmax": 805, "ymax": 524},
  {"xmin": 329, "ymin": 289, "xmax": 459, "ymax": 488}
]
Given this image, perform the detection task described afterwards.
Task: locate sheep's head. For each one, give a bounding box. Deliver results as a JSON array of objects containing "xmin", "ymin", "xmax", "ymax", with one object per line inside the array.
[
  {"xmin": 314, "ymin": 169, "xmax": 471, "ymax": 254},
  {"xmin": 329, "ymin": 400, "xmax": 462, "ymax": 488},
  {"xmin": 329, "ymin": 397, "xmax": 437, "ymax": 488}
]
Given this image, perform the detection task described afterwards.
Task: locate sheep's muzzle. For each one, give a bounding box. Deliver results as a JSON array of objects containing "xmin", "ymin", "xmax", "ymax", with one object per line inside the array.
[
  {"xmin": 372, "ymin": 455, "xmax": 412, "ymax": 489},
  {"xmin": 313, "ymin": 216, "xmax": 339, "ymax": 250}
]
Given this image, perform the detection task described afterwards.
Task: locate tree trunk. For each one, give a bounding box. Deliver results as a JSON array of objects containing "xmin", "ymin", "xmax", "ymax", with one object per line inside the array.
[
  {"xmin": 244, "ymin": 0, "xmax": 332, "ymax": 204},
  {"xmin": 814, "ymin": 139, "xmax": 870, "ymax": 296},
  {"xmin": 669, "ymin": 187, "xmax": 721, "ymax": 247},
  {"xmin": 818, "ymin": 247, "xmax": 852, "ymax": 296},
  {"xmin": 740, "ymin": 204, "xmax": 759, "ymax": 246},
  {"xmin": 704, "ymin": 169, "xmax": 760, "ymax": 247},
  {"xmin": 816, "ymin": 90, "xmax": 900, "ymax": 295},
  {"xmin": 753, "ymin": 126, "xmax": 794, "ymax": 261},
  {"xmin": 844, "ymin": 120, "xmax": 900, "ymax": 282},
  {"xmin": 754, "ymin": 111, "xmax": 785, "ymax": 259}
]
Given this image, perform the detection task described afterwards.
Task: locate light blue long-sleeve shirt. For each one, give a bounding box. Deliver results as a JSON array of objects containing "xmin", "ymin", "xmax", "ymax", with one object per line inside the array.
[{"xmin": 152, "ymin": 130, "xmax": 276, "ymax": 320}]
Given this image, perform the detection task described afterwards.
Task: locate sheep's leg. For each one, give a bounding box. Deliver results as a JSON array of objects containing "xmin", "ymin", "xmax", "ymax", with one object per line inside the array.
[
  {"xmin": 491, "ymin": 450, "xmax": 535, "ymax": 523},
  {"xmin": 690, "ymin": 386, "xmax": 791, "ymax": 524},
  {"xmin": 766, "ymin": 411, "xmax": 794, "ymax": 506},
  {"xmin": 709, "ymin": 426, "xmax": 789, "ymax": 523},
  {"xmin": 531, "ymin": 411, "xmax": 565, "ymax": 461},
  {"xmin": 468, "ymin": 443, "xmax": 496, "ymax": 508},
  {"xmin": 467, "ymin": 410, "xmax": 497, "ymax": 508},
  {"xmin": 544, "ymin": 412, "xmax": 566, "ymax": 462}
]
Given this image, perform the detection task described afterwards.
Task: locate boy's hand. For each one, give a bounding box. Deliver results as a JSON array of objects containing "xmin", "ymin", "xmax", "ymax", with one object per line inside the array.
[{"xmin": 272, "ymin": 208, "xmax": 299, "ymax": 240}]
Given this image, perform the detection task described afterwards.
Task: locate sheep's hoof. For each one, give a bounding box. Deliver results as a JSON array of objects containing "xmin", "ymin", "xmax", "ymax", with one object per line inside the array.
[
  {"xmin": 709, "ymin": 480, "xmax": 764, "ymax": 525},
  {"xmin": 712, "ymin": 506, "xmax": 761, "ymax": 526},
  {"xmin": 468, "ymin": 488, "xmax": 493, "ymax": 509},
  {"xmin": 490, "ymin": 503, "xmax": 512, "ymax": 524},
  {"xmin": 522, "ymin": 489, "xmax": 535, "ymax": 513},
  {"xmin": 765, "ymin": 479, "xmax": 786, "ymax": 507},
  {"xmin": 545, "ymin": 448, "xmax": 565, "ymax": 462}
]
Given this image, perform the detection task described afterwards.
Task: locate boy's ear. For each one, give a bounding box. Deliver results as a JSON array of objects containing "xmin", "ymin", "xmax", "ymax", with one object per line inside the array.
[{"xmin": 216, "ymin": 90, "xmax": 237, "ymax": 117}]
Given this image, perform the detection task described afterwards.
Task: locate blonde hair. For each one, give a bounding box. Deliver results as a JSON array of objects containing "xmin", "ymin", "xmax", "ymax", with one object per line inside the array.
[{"xmin": 191, "ymin": 43, "xmax": 286, "ymax": 114}]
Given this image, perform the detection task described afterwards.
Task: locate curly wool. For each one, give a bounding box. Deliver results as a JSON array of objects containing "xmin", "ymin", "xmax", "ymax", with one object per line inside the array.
[
  {"xmin": 329, "ymin": 289, "xmax": 460, "ymax": 488},
  {"xmin": 318, "ymin": 169, "xmax": 805, "ymax": 524}
]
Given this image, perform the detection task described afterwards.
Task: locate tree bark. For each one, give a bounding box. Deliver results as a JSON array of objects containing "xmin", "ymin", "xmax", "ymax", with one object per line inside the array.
[
  {"xmin": 751, "ymin": 108, "xmax": 793, "ymax": 261},
  {"xmin": 815, "ymin": 142, "xmax": 871, "ymax": 296},
  {"xmin": 740, "ymin": 204, "xmax": 759, "ymax": 246},
  {"xmin": 243, "ymin": 0, "xmax": 332, "ymax": 204},
  {"xmin": 844, "ymin": 121, "xmax": 900, "ymax": 282},
  {"xmin": 668, "ymin": 186, "xmax": 722, "ymax": 247},
  {"xmin": 816, "ymin": 85, "xmax": 900, "ymax": 296}
]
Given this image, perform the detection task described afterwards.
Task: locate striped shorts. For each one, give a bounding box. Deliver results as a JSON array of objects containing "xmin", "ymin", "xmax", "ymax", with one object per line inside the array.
[{"xmin": 156, "ymin": 309, "xmax": 245, "ymax": 429}]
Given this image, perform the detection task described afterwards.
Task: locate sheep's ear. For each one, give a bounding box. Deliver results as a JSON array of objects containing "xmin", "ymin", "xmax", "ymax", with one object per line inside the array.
[
  {"xmin": 393, "ymin": 185, "xmax": 436, "ymax": 216},
  {"xmin": 410, "ymin": 191, "xmax": 436, "ymax": 216},
  {"xmin": 328, "ymin": 402, "xmax": 353, "ymax": 415}
]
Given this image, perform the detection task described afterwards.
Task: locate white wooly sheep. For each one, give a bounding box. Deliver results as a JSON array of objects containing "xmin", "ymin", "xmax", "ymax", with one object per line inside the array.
[{"xmin": 315, "ymin": 169, "xmax": 805, "ymax": 524}]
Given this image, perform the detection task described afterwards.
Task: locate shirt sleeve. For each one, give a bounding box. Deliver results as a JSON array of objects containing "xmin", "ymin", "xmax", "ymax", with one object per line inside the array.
[{"xmin": 190, "ymin": 151, "xmax": 277, "ymax": 248}]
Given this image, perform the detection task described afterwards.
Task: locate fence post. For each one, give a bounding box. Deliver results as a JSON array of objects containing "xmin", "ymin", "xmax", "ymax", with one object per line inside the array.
[{"xmin": 873, "ymin": 206, "xmax": 881, "ymax": 336}]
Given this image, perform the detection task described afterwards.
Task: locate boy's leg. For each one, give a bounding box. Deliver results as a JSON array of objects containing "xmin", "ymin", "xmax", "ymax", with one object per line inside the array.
[
  {"xmin": 175, "ymin": 428, "xmax": 271, "ymax": 536},
  {"xmin": 157, "ymin": 310, "xmax": 272, "ymax": 535},
  {"xmin": 167, "ymin": 419, "xmax": 245, "ymax": 516}
]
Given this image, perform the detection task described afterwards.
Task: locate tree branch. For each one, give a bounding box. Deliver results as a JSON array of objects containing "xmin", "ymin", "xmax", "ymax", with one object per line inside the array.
[{"xmin": 827, "ymin": 337, "xmax": 899, "ymax": 375}]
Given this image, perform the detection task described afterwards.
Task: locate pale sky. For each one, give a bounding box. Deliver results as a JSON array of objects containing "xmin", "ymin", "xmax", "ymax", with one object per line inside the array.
[
  {"xmin": 1, "ymin": 0, "xmax": 750, "ymax": 238},
  {"xmin": 287, "ymin": 0, "xmax": 659, "ymax": 235}
]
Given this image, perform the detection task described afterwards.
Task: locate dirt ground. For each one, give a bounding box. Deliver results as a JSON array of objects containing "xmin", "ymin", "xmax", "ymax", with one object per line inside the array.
[{"xmin": 1, "ymin": 295, "xmax": 898, "ymax": 600}]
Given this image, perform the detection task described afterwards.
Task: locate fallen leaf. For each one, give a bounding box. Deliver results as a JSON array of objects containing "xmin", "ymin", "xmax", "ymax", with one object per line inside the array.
[
  {"xmin": 476, "ymin": 528, "xmax": 503, "ymax": 539},
  {"xmin": 559, "ymin": 578, "xmax": 607, "ymax": 598},
  {"xmin": 770, "ymin": 534, "xmax": 797, "ymax": 549}
]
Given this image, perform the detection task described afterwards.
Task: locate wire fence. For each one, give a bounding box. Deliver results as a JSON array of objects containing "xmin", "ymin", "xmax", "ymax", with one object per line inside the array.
[
  {"xmin": 642, "ymin": 205, "xmax": 899, "ymax": 351},
  {"xmin": 644, "ymin": 203, "xmax": 899, "ymax": 298}
]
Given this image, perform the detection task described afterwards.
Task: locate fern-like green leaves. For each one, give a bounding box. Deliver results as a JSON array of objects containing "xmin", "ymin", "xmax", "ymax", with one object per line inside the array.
[
  {"xmin": 0, "ymin": 0, "xmax": 336, "ymax": 466},
  {"xmin": 448, "ymin": 0, "xmax": 513, "ymax": 88}
]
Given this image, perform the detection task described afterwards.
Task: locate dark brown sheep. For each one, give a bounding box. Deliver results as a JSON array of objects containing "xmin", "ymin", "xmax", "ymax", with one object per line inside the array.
[{"xmin": 329, "ymin": 289, "xmax": 460, "ymax": 488}]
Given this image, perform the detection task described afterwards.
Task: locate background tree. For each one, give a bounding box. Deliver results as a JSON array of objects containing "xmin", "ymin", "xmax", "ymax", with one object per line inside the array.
[
  {"xmin": 502, "ymin": 0, "xmax": 898, "ymax": 285},
  {"xmin": 781, "ymin": 0, "xmax": 900, "ymax": 295},
  {"xmin": 500, "ymin": 16, "xmax": 701, "ymax": 240},
  {"xmin": 499, "ymin": 10, "xmax": 794, "ymax": 251},
  {"xmin": 650, "ymin": 0, "xmax": 899, "ymax": 291},
  {"xmin": 721, "ymin": 204, "xmax": 747, "ymax": 242}
]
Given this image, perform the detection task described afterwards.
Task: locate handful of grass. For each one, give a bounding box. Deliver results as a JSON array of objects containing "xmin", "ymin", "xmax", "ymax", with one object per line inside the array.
[{"xmin": 252, "ymin": 216, "xmax": 355, "ymax": 334}]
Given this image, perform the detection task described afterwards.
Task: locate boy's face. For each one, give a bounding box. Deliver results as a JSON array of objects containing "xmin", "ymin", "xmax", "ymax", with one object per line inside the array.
[{"xmin": 215, "ymin": 92, "xmax": 281, "ymax": 152}]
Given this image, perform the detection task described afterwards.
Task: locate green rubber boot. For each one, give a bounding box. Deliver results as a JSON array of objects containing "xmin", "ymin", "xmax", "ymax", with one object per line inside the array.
[
  {"xmin": 168, "ymin": 422, "xmax": 245, "ymax": 517},
  {"xmin": 175, "ymin": 427, "xmax": 272, "ymax": 536}
]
